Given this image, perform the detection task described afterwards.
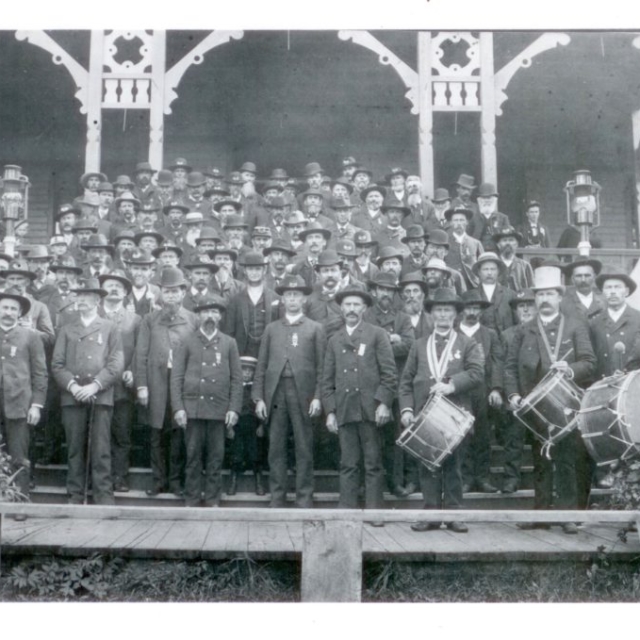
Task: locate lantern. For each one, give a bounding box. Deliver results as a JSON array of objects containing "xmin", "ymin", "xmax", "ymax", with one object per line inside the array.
[
  {"xmin": 1, "ymin": 164, "xmax": 30, "ymax": 257},
  {"xmin": 564, "ymin": 169, "xmax": 601, "ymax": 257}
]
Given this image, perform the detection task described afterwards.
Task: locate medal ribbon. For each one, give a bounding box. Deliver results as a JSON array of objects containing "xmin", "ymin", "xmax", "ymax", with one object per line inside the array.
[
  {"xmin": 426, "ymin": 331, "xmax": 457, "ymax": 383},
  {"xmin": 537, "ymin": 315, "xmax": 565, "ymax": 364}
]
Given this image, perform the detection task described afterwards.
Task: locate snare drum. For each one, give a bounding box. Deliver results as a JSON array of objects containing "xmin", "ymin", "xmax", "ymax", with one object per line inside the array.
[
  {"xmin": 396, "ymin": 393, "xmax": 474, "ymax": 472},
  {"xmin": 577, "ymin": 370, "xmax": 640, "ymax": 465},
  {"xmin": 514, "ymin": 370, "xmax": 583, "ymax": 448}
]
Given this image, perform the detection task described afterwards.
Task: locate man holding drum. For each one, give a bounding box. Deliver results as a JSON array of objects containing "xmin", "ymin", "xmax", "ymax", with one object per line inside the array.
[
  {"xmin": 400, "ymin": 288, "xmax": 484, "ymax": 533},
  {"xmin": 505, "ymin": 265, "xmax": 595, "ymax": 534}
]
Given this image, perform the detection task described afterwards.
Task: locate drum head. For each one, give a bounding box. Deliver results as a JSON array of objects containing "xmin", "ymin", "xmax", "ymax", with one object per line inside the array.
[{"xmin": 619, "ymin": 370, "xmax": 640, "ymax": 448}]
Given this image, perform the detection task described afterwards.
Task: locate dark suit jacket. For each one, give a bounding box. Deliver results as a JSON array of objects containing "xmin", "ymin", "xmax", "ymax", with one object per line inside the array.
[
  {"xmin": 252, "ymin": 315, "xmax": 326, "ymax": 415},
  {"xmin": 171, "ymin": 330, "xmax": 243, "ymax": 421},
  {"xmin": 478, "ymin": 283, "xmax": 516, "ymax": 335},
  {"xmin": 304, "ymin": 288, "xmax": 345, "ymax": 341},
  {"xmin": 24, "ymin": 296, "xmax": 55, "ymax": 348},
  {"xmin": 399, "ymin": 331, "xmax": 484, "ymax": 414},
  {"xmin": 0, "ymin": 325, "xmax": 48, "ymax": 419},
  {"xmin": 560, "ymin": 286, "xmax": 607, "ymax": 323},
  {"xmin": 504, "ymin": 314, "xmax": 596, "ymax": 398},
  {"xmin": 460, "ymin": 324, "xmax": 504, "ymax": 391},
  {"xmin": 322, "ymin": 321, "xmax": 397, "ymax": 426},
  {"xmin": 589, "ymin": 306, "xmax": 640, "ymax": 379},
  {"xmin": 468, "ymin": 211, "xmax": 511, "ymax": 252},
  {"xmin": 363, "ymin": 305, "xmax": 415, "ymax": 375},
  {"xmin": 52, "ymin": 315, "xmax": 124, "ymax": 407}
]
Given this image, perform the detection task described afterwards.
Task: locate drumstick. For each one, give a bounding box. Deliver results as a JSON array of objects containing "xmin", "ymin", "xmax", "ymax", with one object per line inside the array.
[
  {"xmin": 557, "ymin": 347, "xmax": 573, "ymax": 363},
  {"xmin": 614, "ymin": 342, "xmax": 626, "ymax": 373}
]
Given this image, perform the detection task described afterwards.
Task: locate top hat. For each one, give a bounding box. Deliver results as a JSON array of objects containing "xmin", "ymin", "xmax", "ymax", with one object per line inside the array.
[
  {"xmin": 531, "ymin": 265, "xmax": 565, "ymax": 293},
  {"xmin": 460, "ymin": 289, "xmax": 493, "ymax": 309},
  {"xmin": 360, "ymin": 184, "xmax": 387, "ymax": 202},
  {"xmin": 562, "ymin": 257, "xmax": 603, "ymax": 277},
  {"xmin": 156, "ymin": 170, "xmax": 174, "ymax": 186},
  {"xmin": 314, "ymin": 250, "xmax": 343, "ymax": 271},
  {"xmin": 401, "ymin": 225, "xmax": 428, "ymax": 244},
  {"xmin": 335, "ymin": 239, "xmax": 358, "ymax": 258},
  {"xmin": 424, "ymin": 288, "xmax": 464, "ymax": 312},
  {"xmin": 56, "ymin": 203, "xmax": 81, "ymax": 221},
  {"xmin": 353, "ymin": 230, "xmax": 378, "ymax": 247},
  {"xmin": 0, "ymin": 290, "xmax": 31, "ymax": 316},
  {"xmin": 444, "ymin": 206, "xmax": 474, "ymax": 222},
  {"xmin": 98, "ymin": 270, "xmax": 133, "ymax": 294},
  {"xmin": 304, "ymin": 162, "xmax": 324, "ymax": 177},
  {"xmin": 455, "ymin": 174, "xmax": 476, "ymax": 190},
  {"xmin": 509, "ymin": 288, "xmax": 536, "ymax": 308},
  {"xmin": 239, "ymin": 251, "xmax": 268, "ymax": 268},
  {"xmin": 399, "ymin": 270, "xmax": 429, "ymax": 294},
  {"xmin": 187, "ymin": 172, "xmax": 207, "ymax": 188},
  {"xmin": 432, "ymin": 188, "xmax": 451, "ymax": 203},
  {"xmin": 275, "ymin": 274, "xmax": 312, "ymax": 296},
  {"xmin": 169, "ymin": 158, "xmax": 192, "ymax": 172},
  {"xmin": 298, "ymin": 221, "xmax": 331, "ymax": 242},
  {"xmin": 50, "ymin": 255, "xmax": 83, "ymax": 275},
  {"xmin": 335, "ymin": 285, "xmax": 373, "ymax": 307},
  {"xmin": 72, "ymin": 277, "xmax": 108, "ymax": 297},
  {"xmin": 80, "ymin": 172, "xmax": 108, "ymax": 188},
  {"xmin": 477, "ymin": 183, "xmax": 499, "ymax": 198},
  {"xmin": 83, "ymin": 234, "xmax": 115, "ymax": 256},
  {"xmin": 240, "ymin": 162, "xmax": 257, "ymax": 174},
  {"xmin": 97, "ymin": 181, "xmax": 114, "ymax": 193},
  {"xmin": 472, "ymin": 251, "xmax": 506, "ymax": 276},
  {"xmin": 134, "ymin": 162, "xmax": 156, "ymax": 174},
  {"xmin": 194, "ymin": 294, "xmax": 227, "ymax": 314},
  {"xmin": 158, "ymin": 266, "xmax": 188, "ymax": 289},
  {"xmin": 595, "ymin": 270, "xmax": 637, "ymax": 295}
]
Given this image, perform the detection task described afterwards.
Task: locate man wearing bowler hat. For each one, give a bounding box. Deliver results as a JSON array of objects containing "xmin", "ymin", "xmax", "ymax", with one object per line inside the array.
[
  {"xmin": 322, "ymin": 286, "xmax": 397, "ymax": 522},
  {"xmin": 468, "ymin": 183, "xmax": 511, "ymax": 252},
  {"xmin": 400, "ymin": 225, "xmax": 429, "ymax": 277},
  {"xmin": 125, "ymin": 249, "xmax": 161, "ymax": 317},
  {"xmin": 264, "ymin": 242, "xmax": 297, "ymax": 291},
  {"xmin": 560, "ymin": 257, "xmax": 606, "ymax": 322},
  {"xmin": 223, "ymin": 251, "xmax": 282, "ymax": 358},
  {"xmin": 52, "ymin": 278, "xmax": 124, "ymax": 505},
  {"xmin": 253, "ymin": 274, "xmax": 326, "ymax": 508},
  {"xmin": 494, "ymin": 226, "xmax": 534, "ymax": 292},
  {"xmin": 185, "ymin": 172, "xmax": 211, "ymax": 215},
  {"xmin": 135, "ymin": 267, "xmax": 198, "ymax": 496},
  {"xmin": 451, "ymin": 174, "xmax": 478, "ymax": 214},
  {"xmin": 400, "ymin": 288, "xmax": 484, "ymax": 533},
  {"xmin": 171, "ymin": 295, "xmax": 243, "ymax": 507},
  {"xmin": 352, "ymin": 184, "xmax": 388, "ymax": 236},
  {"xmin": 55, "ymin": 203, "xmax": 81, "ymax": 247},
  {"xmin": 504, "ymin": 265, "xmax": 595, "ymax": 532},
  {"xmin": 156, "ymin": 170, "xmax": 176, "ymax": 209}
]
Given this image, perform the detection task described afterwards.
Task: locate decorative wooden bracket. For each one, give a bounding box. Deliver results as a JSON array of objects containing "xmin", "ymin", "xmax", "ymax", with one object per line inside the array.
[
  {"xmin": 494, "ymin": 33, "xmax": 571, "ymax": 116},
  {"xmin": 164, "ymin": 30, "xmax": 244, "ymax": 114},
  {"xmin": 15, "ymin": 30, "xmax": 90, "ymax": 114},
  {"xmin": 337, "ymin": 30, "xmax": 419, "ymax": 114}
]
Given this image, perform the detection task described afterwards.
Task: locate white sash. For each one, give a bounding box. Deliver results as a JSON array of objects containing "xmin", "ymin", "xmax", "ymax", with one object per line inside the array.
[{"xmin": 426, "ymin": 331, "xmax": 457, "ymax": 383}]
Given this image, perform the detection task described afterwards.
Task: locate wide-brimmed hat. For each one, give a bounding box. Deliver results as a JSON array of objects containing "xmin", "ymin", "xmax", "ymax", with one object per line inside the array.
[
  {"xmin": 225, "ymin": 172, "xmax": 243, "ymax": 186},
  {"xmin": 239, "ymin": 251, "xmax": 268, "ymax": 268},
  {"xmin": 360, "ymin": 184, "xmax": 387, "ymax": 202},
  {"xmin": 381, "ymin": 199, "xmax": 411, "ymax": 216},
  {"xmin": 269, "ymin": 168, "xmax": 289, "ymax": 180},
  {"xmin": 113, "ymin": 175, "xmax": 135, "ymax": 189},
  {"xmin": 251, "ymin": 226, "xmax": 272, "ymax": 238},
  {"xmin": 331, "ymin": 177, "xmax": 355, "ymax": 195},
  {"xmin": 140, "ymin": 202, "xmax": 160, "ymax": 214},
  {"xmin": 426, "ymin": 228, "xmax": 450, "ymax": 248},
  {"xmin": 158, "ymin": 267, "xmax": 188, "ymax": 289},
  {"xmin": 187, "ymin": 172, "xmax": 207, "ymax": 188},
  {"xmin": 183, "ymin": 257, "xmax": 219, "ymax": 273},
  {"xmin": 203, "ymin": 166, "xmax": 225, "ymax": 180},
  {"xmin": 421, "ymin": 257, "xmax": 452, "ymax": 276},
  {"xmin": 595, "ymin": 270, "xmax": 637, "ymax": 295},
  {"xmin": 472, "ymin": 251, "xmax": 506, "ymax": 276},
  {"xmin": 194, "ymin": 294, "xmax": 227, "ymax": 314},
  {"xmin": 424, "ymin": 288, "xmax": 464, "ymax": 312},
  {"xmin": 300, "ymin": 188, "xmax": 325, "ymax": 201},
  {"xmin": 162, "ymin": 201, "xmax": 189, "ymax": 215},
  {"xmin": 83, "ymin": 234, "xmax": 115, "ymax": 256},
  {"xmin": 114, "ymin": 193, "xmax": 141, "ymax": 211},
  {"xmin": 432, "ymin": 188, "xmax": 451, "ymax": 203},
  {"xmin": 304, "ymin": 162, "xmax": 324, "ymax": 177},
  {"xmin": 169, "ymin": 158, "xmax": 192, "ymax": 172},
  {"xmin": 71, "ymin": 221, "xmax": 99, "ymax": 235},
  {"xmin": 353, "ymin": 230, "xmax": 378, "ymax": 247},
  {"xmin": 203, "ymin": 186, "xmax": 231, "ymax": 198},
  {"xmin": 444, "ymin": 206, "xmax": 473, "ymax": 222},
  {"xmin": 367, "ymin": 271, "xmax": 399, "ymax": 291},
  {"xmin": 112, "ymin": 229, "xmax": 137, "ymax": 246},
  {"xmin": 213, "ymin": 199, "xmax": 243, "ymax": 214},
  {"xmin": 73, "ymin": 277, "xmax": 108, "ymax": 297},
  {"xmin": 399, "ymin": 271, "xmax": 429, "ymax": 294},
  {"xmin": 460, "ymin": 289, "xmax": 492, "ymax": 309},
  {"xmin": 134, "ymin": 231, "xmax": 165, "ymax": 246},
  {"xmin": 195, "ymin": 228, "xmax": 223, "ymax": 245},
  {"xmin": 329, "ymin": 197, "xmax": 354, "ymax": 211},
  {"xmin": 56, "ymin": 203, "xmax": 81, "ymax": 220},
  {"xmin": 283, "ymin": 211, "xmax": 309, "ymax": 227},
  {"xmin": 492, "ymin": 225, "xmax": 523, "ymax": 244},
  {"xmin": 49, "ymin": 255, "xmax": 83, "ymax": 275},
  {"xmin": 335, "ymin": 286, "xmax": 373, "ymax": 307},
  {"xmin": 152, "ymin": 243, "xmax": 183, "ymax": 259},
  {"xmin": 184, "ymin": 212, "xmax": 204, "ymax": 225},
  {"xmin": 531, "ymin": 265, "xmax": 565, "ymax": 293},
  {"xmin": 261, "ymin": 181, "xmax": 284, "ymax": 195},
  {"xmin": 401, "ymin": 225, "xmax": 428, "ymax": 244},
  {"xmin": 335, "ymin": 239, "xmax": 358, "ymax": 258},
  {"xmin": 98, "ymin": 271, "xmax": 133, "ymax": 294},
  {"xmin": 562, "ymin": 257, "xmax": 603, "ymax": 277},
  {"xmin": 263, "ymin": 242, "xmax": 297, "ymax": 258},
  {"xmin": 455, "ymin": 174, "xmax": 476, "ymax": 190},
  {"xmin": 223, "ymin": 214, "xmax": 248, "ymax": 229},
  {"xmin": 264, "ymin": 196, "xmax": 288, "ymax": 210},
  {"xmin": 208, "ymin": 247, "xmax": 238, "ymax": 261},
  {"xmin": 127, "ymin": 249, "xmax": 156, "ymax": 266},
  {"xmin": 385, "ymin": 167, "xmax": 409, "ymax": 182},
  {"xmin": 353, "ymin": 166, "xmax": 373, "ymax": 178},
  {"xmin": 1, "ymin": 260, "xmax": 36, "ymax": 280},
  {"xmin": 0, "ymin": 289, "xmax": 31, "ymax": 316},
  {"xmin": 80, "ymin": 172, "xmax": 108, "ymax": 188},
  {"xmin": 477, "ymin": 183, "xmax": 499, "ymax": 198},
  {"xmin": 240, "ymin": 162, "xmax": 257, "ymax": 175},
  {"xmin": 314, "ymin": 250, "xmax": 343, "ymax": 271},
  {"xmin": 134, "ymin": 162, "xmax": 156, "ymax": 175},
  {"xmin": 275, "ymin": 274, "xmax": 312, "ymax": 296},
  {"xmin": 298, "ymin": 221, "xmax": 331, "ymax": 242},
  {"xmin": 97, "ymin": 181, "xmax": 114, "ymax": 193},
  {"xmin": 26, "ymin": 245, "xmax": 52, "ymax": 261},
  {"xmin": 509, "ymin": 288, "xmax": 536, "ymax": 308},
  {"xmin": 375, "ymin": 246, "xmax": 404, "ymax": 268}
]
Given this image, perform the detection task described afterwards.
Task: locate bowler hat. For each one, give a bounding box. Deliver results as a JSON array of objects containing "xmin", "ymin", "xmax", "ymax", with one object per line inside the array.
[
  {"xmin": 595, "ymin": 270, "xmax": 637, "ymax": 295},
  {"xmin": 382, "ymin": 199, "xmax": 411, "ymax": 216},
  {"xmin": 50, "ymin": 255, "xmax": 83, "ymax": 275},
  {"xmin": 401, "ymin": 225, "xmax": 428, "ymax": 244},
  {"xmin": 335, "ymin": 286, "xmax": 373, "ymax": 307},
  {"xmin": 354, "ymin": 230, "xmax": 378, "ymax": 247},
  {"xmin": 426, "ymin": 228, "xmax": 450, "ymax": 248},
  {"xmin": 444, "ymin": 206, "xmax": 473, "ymax": 222},
  {"xmin": 342, "ymin": 156, "xmax": 357, "ymax": 168},
  {"xmin": 424, "ymin": 288, "xmax": 464, "ymax": 312},
  {"xmin": 186, "ymin": 172, "xmax": 207, "ymax": 188},
  {"xmin": 314, "ymin": 250, "xmax": 343, "ymax": 271},
  {"xmin": 156, "ymin": 170, "xmax": 174, "ymax": 186},
  {"xmin": 83, "ymin": 234, "xmax": 115, "ymax": 256},
  {"xmin": 331, "ymin": 177, "xmax": 355, "ymax": 195},
  {"xmin": 298, "ymin": 221, "xmax": 331, "ymax": 242},
  {"xmin": 251, "ymin": 226, "xmax": 272, "ymax": 238},
  {"xmin": 492, "ymin": 225, "xmax": 523, "ymax": 244},
  {"xmin": 509, "ymin": 288, "xmax": 536, "ymax": 308},
  {"xmin": 112, "ymin": 229, "xmax": 137, "ymax": 247},
  {"xmin": 399, "ymin": 271, "xmax": 428, "ymax": 294},
  {"xmin": 163, "ymin": 201, "xmax": 189, "ymax": 215},
  {"xmin": 72, "ymin": 221, "xmax": 99, "ymax": 237},
  {"xmin": 134, "ymin": 231, "xmax": 164, "ymax": 246},
  {"xmin": 261, "ymin": 181, "xmax": 284, "ymax": 195},
  {"xmin": 301, "ymin": 188, "xmax": 325, "ymax": 201},
  {"xmin": 56, "ymin": 203, "xmax": 81, "ymax": 220},
  {"xmin": 0, "ymin": 290, "xmax": 31, "ymax": 316},
  {"xmin": 97, "ymin": 181, "xmax": 114, "ymax": 193},
  {"xmin": 158, "ymin": 267, "xmax": 188, "ymax": 289},
  {"xmin": 335, "ymin": 239, "xmax": 358, "ymax": 258},
  {"xmin": 385, "ymin": 167, "xmax": 409, "ymax": 182},
  {"xmin": 203, "ymin": 186, "xmax": 231, "ymax": 198},
  {"xmin": 99, "ymin": 270, "xmax": 132, "ymax": 294},
  {"xmin": 115, "ymin": 192, "xmax": 141, "ymax": 211},
  {"xmin": 263, "ymin": 242, "xmax": 297, "ymax": 258},
  {"xmin": 80, "ymin": 172, "xmax": 108, "ymax": 188},
  {"xmin": 73, "ymin": 277, "xmax": 108, "ymax": 297},
  {"xmin": 562, "ymin": 257, "xmax": 603, "ymax": 277},
  {"xmin": 329, "ymin": 196, "xmax": 353, "ymax": 210},
  {"xmin": 472, "ymin": 251, "xmax": 505, "ymax": 276},
  {"xmin": 275, "ymin": 274, "xmax": 312, "ymax": 296},
  {"xmin": 368, "ymin": 271, "xmax": 399, "ymax": 291},
  {"xmin": 169, "ymin": 158, "xmax": 192, "ymax": 172},
  {"xmin": 134, "ymin": 162, "xmax": 156, "ymax": 174},
  {"xmin": 304, "ymin": 162, "xmax": 324, "ymax": 177},
  {"xmin": 477, "ymin": 183, "xmax": 499, "ymax": 198},
  {"xmin": 460, "ymin": 289, "xmax": 492, "ymax": 309},
  {"xmin": 269, "ymin": 168, "xmax": 289, "ymax": 180},
  {"xmin": 223, "ymin": 214, "xmax": 249, "ymax": 229},
  {"xmin": 240, "ymin": 162, "xmax": 257, "ymax": 174},
  {"xmin": 264, "ymin": 196, "xmax": 288, "ymax": 209},
  {"xmin": 183, "ymin": 257, "xmax": 219, "ymax": 273},
  {"xmin": 239, "ymin": 251, "xmax": 268, "ymax": 268},
  {"xmin": 455, "ymin": 174, "xmax": 476, "ymax": 189},
  {"xmin": 353, "ymin": 166, "xmax": 373, "ymax": 178},
  {"xmin": 360, "ymin": 184, "xmax": 387, "ymax": 202},
  {"xmin": 432, "ymin": 188, "xmax": 451, "ymax": 203},
  {"xmin": 213, "ymin": 199, "xmax": 243, "ymax": 214},
  {"xmin": 208, "ymin": 247, "xmax": 238, "ymax": 261},
  {"xmin": 531, "ymin": 265, "xmax": 565, "ymax": 293},
  {"xmin": 127, "ymin": 249, "xmax": 156, "ymax": 266},
  {"xmin": 113, "ymin": 175, "xmax": 135, "ymax": 189},
  {"xmin": 1, "ymin": 260, "xmax": 36, "ymax": 280},
  {"xmin": 152, "ymin": 243, "xmax": 183, "ymax": 259},
  {"xmin": 194, "ymin": 295, "xmax": 227, "ymax": 314},
  {"xmin": 195, "ymin": 228, "xmax": 222, "ymax": 245}
]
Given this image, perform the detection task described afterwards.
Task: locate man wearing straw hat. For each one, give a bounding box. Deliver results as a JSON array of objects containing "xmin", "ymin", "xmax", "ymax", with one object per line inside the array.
[{"xmin": 504, "ymin": 264, "xmax": 595, "ymax": 533}]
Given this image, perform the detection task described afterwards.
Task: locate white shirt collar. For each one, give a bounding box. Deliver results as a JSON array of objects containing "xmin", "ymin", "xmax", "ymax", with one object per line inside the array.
[
  {"xmin": 608, "ymin": 304, "xmax": 627, "ymax": 323},
  {"xmin": 540, "ymin": 312, "xmax": 560, "ymax": 326},
  {"xmin": 482, "ymin": 283, "xmax": 496, "ymax": 300},
  {"xmin": 576, "ymin": 290, "xmax": 594, "ymax": 307},
  {"xmin": 460, "ymin": 323, "xmax": 480, "ymax": 337},
  {"xmin": 345, "ymin": 320, "xmax": 361, "ymax": 336},
  {"xmin": 285, "ymin": 313, "xmax": 303, "ymax": 324}
]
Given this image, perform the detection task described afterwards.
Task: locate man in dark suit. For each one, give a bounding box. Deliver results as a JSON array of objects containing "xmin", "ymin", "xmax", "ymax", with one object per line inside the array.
[
  {"xmin": 52, "ymin": 279, "xmax": 124, "ymax": 505},
  {"xmin": 560, "ymin": 258, "xmax": 606, "ymax": 323},
  {"xmin": 0, "ymin": 291, "xmax": 48, "ymax": 512},
  {"xmin": 473, "ymin": 252, "xmax": 516, "ymax": 335},
  {"xmin": 400, "ymin": 288, "xmax": 484, "ymax": 533},
  {"xmin": 253, "ymin": 275, "xmax": 326, "ymax": 508},
  {"xmin": 505, "ymin": 265, "xmax": 596, "ymax": 533},
  {"xmin": 399, "ymin": 271, "xmax": 433, "ymax": 339},
  {"xmin": 171, "ymin": 295, "xmax": 243, "ymax": 507},
  {"xmin": 518, "ymin": 201, "xmax": 551, "ymax": 249},
  {"xmin": 322, "ymin": 286, "xmax": 397, "ymax": 522},
  {"xmin": 182, "ymin": 258, "xmax": 218, "ymax": 312},
  {"xmin": 467, "ymin": 183, "xmax": 511, "ymax": 252},
  {"xmin": 135, "ymin": 267, "xmax": 198, "ymax": 496}
]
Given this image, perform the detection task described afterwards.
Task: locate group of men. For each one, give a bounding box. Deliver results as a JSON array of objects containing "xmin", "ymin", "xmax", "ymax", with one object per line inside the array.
[{"xmin": 1, "ymin": 156, "xmax": 637, "ymax": 535}]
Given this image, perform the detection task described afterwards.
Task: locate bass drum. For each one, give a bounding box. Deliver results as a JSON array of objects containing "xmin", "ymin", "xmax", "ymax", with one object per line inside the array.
[{"xmin": 577, "ymin": 371, "xmax": 640, "ymax": 466}]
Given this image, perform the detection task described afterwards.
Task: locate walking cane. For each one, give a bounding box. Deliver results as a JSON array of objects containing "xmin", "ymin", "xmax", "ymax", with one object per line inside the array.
[{"xmin": 83, "ymin": 398, "xmax": 97, "ymax": 505}]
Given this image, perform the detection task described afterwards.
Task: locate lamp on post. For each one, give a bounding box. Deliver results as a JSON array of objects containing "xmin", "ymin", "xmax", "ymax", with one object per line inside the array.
[
  {"xmin": 1, "ymin": 164, "xmax": 30, "ymax": 258},
  {"xmin": 564, "ymin": 169, "xmax": 601, "ymax": 257}
]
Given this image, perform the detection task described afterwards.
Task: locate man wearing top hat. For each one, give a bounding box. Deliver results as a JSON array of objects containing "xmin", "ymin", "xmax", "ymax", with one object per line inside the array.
[
  {"xmin": 135, "ymin": 267, "xmax": 198, "ymax": 496},
  {"xmin": 223, "ymin": 251, "xmax": 282, "ymax": 358},
  {"xmin": 52, "ymin": 278, "xmax": 124, "ymax": 505},
  {"xmin": 451, "ymin": 174, "xmax": 478, "ymax": 214},
  {"xmin": 589, "ymin": 268, "xmax": 640, "ymax": 380},
  {"xmin": 182, "ymin": 257, "xmax": 219, "ymax": 313},
  {"xmin": 504, "ymin": 265, "xmax": 596, "ymax": 532},
  {"xmin": 131, "ymin": 162, "xmax": 157, "ymax": 205},
  {"xmin": 253, "ymin": 274, "xmax": 326, "ymax": 508},
  {"xmin": 473, "ymin": 252, "xmax": 516, "ymax": 335},
  {"xmin": 494, "ymin": 226, "xmax": 534, "ymax": 292},
  {"xmin": 171, "ymin": 295, "xmax": 243, "ymax": 507},
  {"xmin": 445, "ymin": 206, "xmax": 483, "ymax": 290},
  {"xmin": 560, "ymin": 257, "xmax": 607, "ymax": 323},
  {"xmin": 400, "ymin": 288, "xmax": 484, "ymax": 533},
  {"xmin": 467, "ymin": 183, "xmax": 511, "ymax": 252},
  {"xmin": 352, "ymin": 184, "xmax": 389, "ymax": 236},
  {"xmin": 322, "ymin": 286, "xmax": 397, "ymax": 521},
  {"xmin": 98, "ymin": 271, "xmax": 141, "ymax": 493}
]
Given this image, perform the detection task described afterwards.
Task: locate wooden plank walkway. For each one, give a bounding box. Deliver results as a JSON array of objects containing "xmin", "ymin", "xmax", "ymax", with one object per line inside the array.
[{"xmin": 2, "ymin": 517, "xmax": 638, "ymax": 563}]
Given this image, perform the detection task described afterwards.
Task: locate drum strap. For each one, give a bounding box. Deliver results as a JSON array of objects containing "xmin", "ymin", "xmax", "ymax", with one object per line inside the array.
[
  {"xmin": 537, "ymin": 315, "xmax": 565, "ymax": 363},
  {"xmin": 427, "ymin": 331, "xmax": 457, "ymax": 382}
]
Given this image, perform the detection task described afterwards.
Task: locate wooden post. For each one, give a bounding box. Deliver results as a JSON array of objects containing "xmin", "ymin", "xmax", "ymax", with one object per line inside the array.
[
  {"xmin": 301, "ymin": 519, "xmax": 363, "ymax": 602},
  {"xmin": 417, "ymin": 32, "xmax": 435, "ymax": 197},
  {"xmin": 149, "ymin": 30, "xmax": 167, "ymax": 171},
  {"xmin": 85, "ymin": 30, "xmax": 104, "ymax": 173},
  {"xmin": 479, "ymin": 32, "xmax": 498, "ymax": 188}
]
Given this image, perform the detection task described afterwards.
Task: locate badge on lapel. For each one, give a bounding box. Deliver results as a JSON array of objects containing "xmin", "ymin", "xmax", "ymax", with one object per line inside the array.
[
  {"xmin": 292, "ymin": 333, "xmax": 298, "ymax": 347},
  {"xmin": 97, "ymin": 333, "xmax": 103, "ymax": 345}
]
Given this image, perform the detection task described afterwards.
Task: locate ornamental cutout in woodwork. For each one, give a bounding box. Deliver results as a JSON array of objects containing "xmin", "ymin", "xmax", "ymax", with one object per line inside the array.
[
  {"xmin": 103, "ymin": 30, "xmax": 153, "ymax": 74},
  {"xmin": 431, "ymin": 32, "xmax": 480, "ymax": 77}
]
